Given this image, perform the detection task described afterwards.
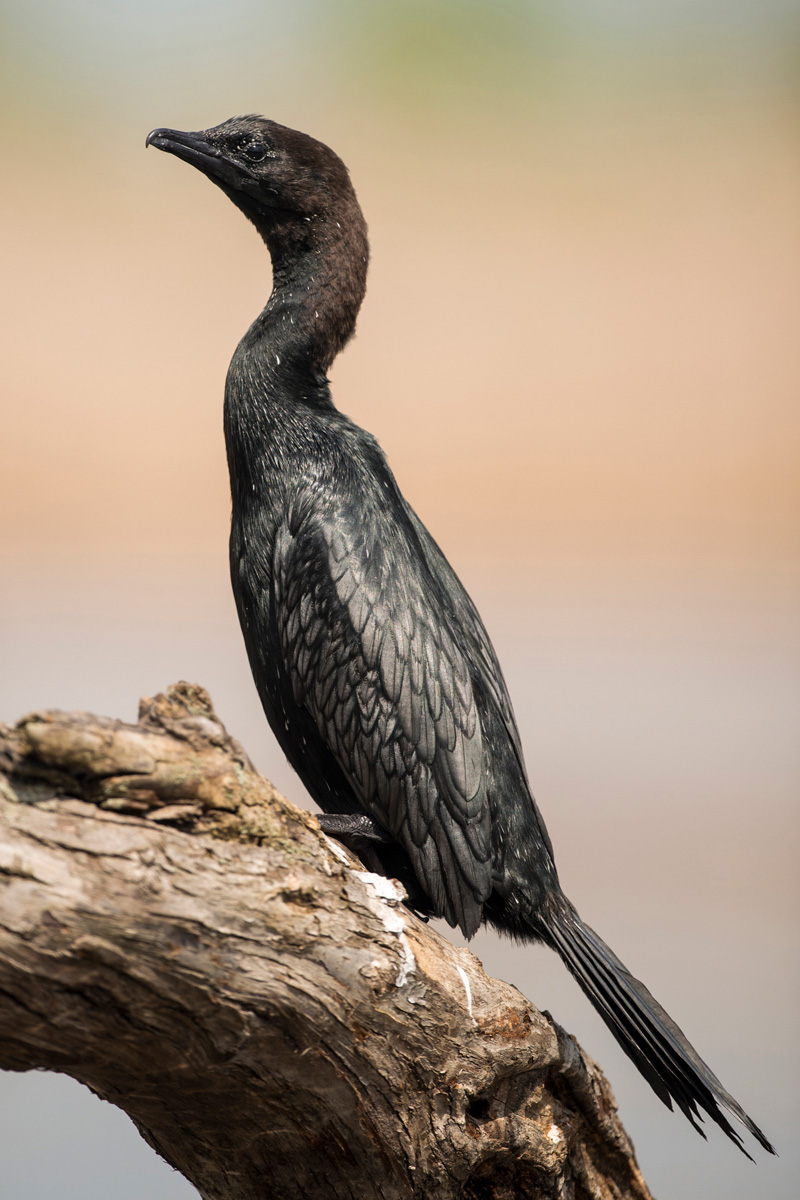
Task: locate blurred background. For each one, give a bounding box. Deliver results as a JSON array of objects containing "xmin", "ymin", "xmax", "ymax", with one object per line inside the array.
[{"xmin": 1, "ymin": 0, "xmax": 798, "ymax": 1196}]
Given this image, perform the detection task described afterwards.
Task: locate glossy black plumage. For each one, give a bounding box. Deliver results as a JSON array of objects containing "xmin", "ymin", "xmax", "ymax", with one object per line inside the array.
[{"xmin": 148, "ymin": 116, "xmax": 774, "ymax": 1158}]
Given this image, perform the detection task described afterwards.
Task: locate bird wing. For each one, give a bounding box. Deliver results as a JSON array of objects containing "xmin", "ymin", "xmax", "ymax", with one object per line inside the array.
[
  {"xmin": 273, "ymin": 501, "xmax": 494, "ymax": 936},
  {"xmin": 403, "ymin": 503, "xmax": 525, "ymax": 757},
  {"xmin": 402, "ymin": 500, "xmax": 557, "ymax": 864}
]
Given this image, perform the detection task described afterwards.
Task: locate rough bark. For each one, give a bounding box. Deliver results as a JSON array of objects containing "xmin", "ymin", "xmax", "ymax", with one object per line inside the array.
[{"xmin": 0, "ymin": 682, "xmax": 652, "ymax": 1200}]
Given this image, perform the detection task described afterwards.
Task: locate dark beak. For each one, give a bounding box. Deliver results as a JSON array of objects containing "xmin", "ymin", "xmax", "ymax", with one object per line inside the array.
[{"xmin": 146, "ymin": 127, "xmax": 241, "ymax": 188}]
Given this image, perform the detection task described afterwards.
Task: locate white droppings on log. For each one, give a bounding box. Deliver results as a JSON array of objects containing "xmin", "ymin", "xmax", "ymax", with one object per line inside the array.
[
  {"xmin": 353, "ymin": 871, "xmax": 406, "ymax": 904},
  {"xmin": 322, "ymin": 834, "xmax": 351, "ymax": 866},
  {"xmin": 455, "ymin": 963, "xmax": 475, "ymax": 1024},
  {"xmin": 354, "ymin": 870, "xmax": 416, "ymax": 986}
]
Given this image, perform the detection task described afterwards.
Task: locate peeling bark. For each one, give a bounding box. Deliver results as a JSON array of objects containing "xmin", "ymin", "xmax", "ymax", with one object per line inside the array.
[{"xmin": 0, "ymin": 683, "xmax": 652, "ymax": 1200}]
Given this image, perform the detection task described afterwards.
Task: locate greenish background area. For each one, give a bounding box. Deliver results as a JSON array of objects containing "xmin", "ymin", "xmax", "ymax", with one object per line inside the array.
[{"xmin": 1, "ymin": 2, "xmax": 798, "ymax": 1197}]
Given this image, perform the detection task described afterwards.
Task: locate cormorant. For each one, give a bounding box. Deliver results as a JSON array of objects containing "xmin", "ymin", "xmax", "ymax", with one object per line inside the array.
[{"xmin": 146, "ymin": 116, "xmax": 774, "ymax": 1158}]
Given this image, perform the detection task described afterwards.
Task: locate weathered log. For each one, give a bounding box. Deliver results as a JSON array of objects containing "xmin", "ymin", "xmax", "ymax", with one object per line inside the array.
[{"xmin": 0, "ymin": 682, "xmax": 652, "ymax": 1200}]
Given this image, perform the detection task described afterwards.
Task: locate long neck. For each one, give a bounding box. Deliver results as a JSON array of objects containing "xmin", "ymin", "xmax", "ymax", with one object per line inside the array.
[
  {"xmin": 243, "ymin": 198, "xmax": 369, "ymax": 377},
  {"xmin": 224, "ymin": 197, "xmax": 369, "ymax": 512}
]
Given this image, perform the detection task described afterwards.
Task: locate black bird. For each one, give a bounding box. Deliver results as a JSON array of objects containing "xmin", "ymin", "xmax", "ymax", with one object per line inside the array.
[{"xmin": 147, "ymin": 116, "xmax": 774, "ymax": 1159}]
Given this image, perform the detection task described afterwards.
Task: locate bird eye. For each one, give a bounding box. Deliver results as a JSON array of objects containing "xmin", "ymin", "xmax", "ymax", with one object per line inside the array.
[{"xmin": 243, "ymin": 142, "xmax": 269, "ymax": 162}]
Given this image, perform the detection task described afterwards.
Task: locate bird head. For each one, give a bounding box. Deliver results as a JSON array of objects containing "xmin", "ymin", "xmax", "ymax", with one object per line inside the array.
[{"xmin": 146, "ymin": 115, "xmax": 356, "ymax": 229}]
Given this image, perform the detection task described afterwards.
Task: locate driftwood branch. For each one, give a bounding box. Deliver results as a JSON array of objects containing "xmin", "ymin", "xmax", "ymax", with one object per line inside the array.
[{"xmin": 0, "ymin": 682, "xmax": 652, "ymax": 1200}]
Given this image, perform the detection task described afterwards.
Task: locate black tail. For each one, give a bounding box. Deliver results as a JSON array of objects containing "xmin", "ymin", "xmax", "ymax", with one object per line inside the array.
[{"xmin": 544, "ymin": 898, "xmax": 775, "ymax": 1159}]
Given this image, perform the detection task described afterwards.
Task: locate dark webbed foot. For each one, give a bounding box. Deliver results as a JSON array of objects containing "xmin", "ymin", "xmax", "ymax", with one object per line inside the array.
[{"xmin": 317, "ymin": 812, "xmax": 394, "ymax": 845}]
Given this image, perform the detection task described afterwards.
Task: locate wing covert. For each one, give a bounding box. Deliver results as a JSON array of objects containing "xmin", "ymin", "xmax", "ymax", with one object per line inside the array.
[{"xmin": 273, "ymin": 506, "xmax": 493, "ymax": 935}]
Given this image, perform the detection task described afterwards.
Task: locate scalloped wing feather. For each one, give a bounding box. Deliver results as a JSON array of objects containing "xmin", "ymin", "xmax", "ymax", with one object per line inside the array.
[{"xmin": 274, "ymin": 509, "xmax": 493, "ymax": 936}]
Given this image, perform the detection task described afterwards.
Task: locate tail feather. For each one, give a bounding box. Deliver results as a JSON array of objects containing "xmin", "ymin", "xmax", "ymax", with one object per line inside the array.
[{"xmin": 545, "ymin": 901, "xmax": 775, "ymax": 1159}]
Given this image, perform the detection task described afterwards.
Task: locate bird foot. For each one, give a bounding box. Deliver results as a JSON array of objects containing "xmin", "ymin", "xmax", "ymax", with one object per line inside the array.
[{"xmin": 317, "ymin": 812, "xmax": 393, "ymax": 845}]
